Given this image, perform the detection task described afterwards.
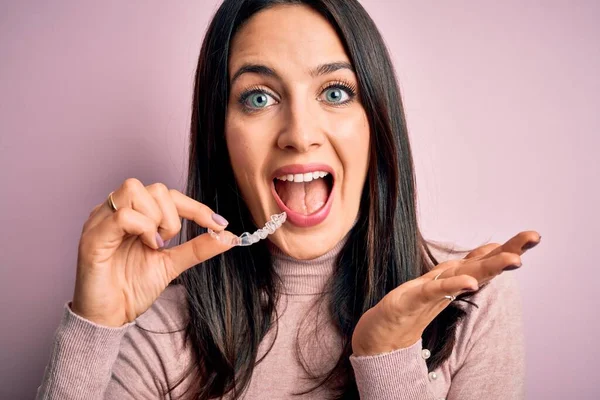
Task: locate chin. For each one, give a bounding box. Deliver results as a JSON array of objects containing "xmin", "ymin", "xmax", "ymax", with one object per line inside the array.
[
  {"xmin": 268, "ymin": 230, "xmax": 338, "ymax": 259},
  {"xmin": 266, "ymin": 209, "xmax": 354, "ymax": 260}
]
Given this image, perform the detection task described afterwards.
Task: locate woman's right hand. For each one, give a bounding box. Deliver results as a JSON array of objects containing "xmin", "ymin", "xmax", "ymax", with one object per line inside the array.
[{"xmin": 71, "ymin": 178, "xmax": 235, "ymax": 327}]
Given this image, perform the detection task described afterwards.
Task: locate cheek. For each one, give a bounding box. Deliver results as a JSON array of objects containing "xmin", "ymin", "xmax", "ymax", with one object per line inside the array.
[
  {"xmin": 225, "ymin": 122, "xmax": 253, "ymax": 198},
  {"xmin": 226, "ymin": 118, "xmax": 257, "ymax": 174},
  {"xmin": 225, "ymin": 117, "xmax": 272, "ymax": 195},
  {"xmin": 330, "ymin": 109, "xmax": 370, "ymax": 177}
]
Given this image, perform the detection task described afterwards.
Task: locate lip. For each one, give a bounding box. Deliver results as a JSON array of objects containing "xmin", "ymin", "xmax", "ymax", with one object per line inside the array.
[
  {"xmin": 270, "ymin": 163, "xmax": 335, "ymax": 228},
  {"xmin": 271, "ymin": 163, "xmax": 335, "ymax": 180}
]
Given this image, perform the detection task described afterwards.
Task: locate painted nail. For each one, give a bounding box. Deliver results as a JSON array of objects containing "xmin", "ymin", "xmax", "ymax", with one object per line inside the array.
[
  {"xmin": 155, "ymin": 232, "xmax": 165, "ymax": 250},
  {"xmin": 521, "ymin": 240, "xmax": 540, "ymax": 252},
  {"xmin": 503, "ymin": 264, "xmax": 521, "ymax": 271},
  {"xmin": 212, "ymin": 213, "xmax": 229, "ymax": 226}
]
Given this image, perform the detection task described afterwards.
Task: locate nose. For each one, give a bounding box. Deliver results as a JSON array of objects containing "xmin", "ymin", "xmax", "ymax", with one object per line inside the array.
[{"xmin": 276, "ymin": 99, "xmax": 325, "ymax": 153}]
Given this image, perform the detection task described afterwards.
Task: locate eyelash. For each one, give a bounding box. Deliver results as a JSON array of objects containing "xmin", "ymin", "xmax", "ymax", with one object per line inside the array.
[{"xmin": 237, "ymin": 80, "xmax": 358, "ymax": 113}]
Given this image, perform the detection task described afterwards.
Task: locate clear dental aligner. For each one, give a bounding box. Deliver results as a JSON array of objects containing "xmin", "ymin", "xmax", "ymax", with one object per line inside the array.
[{"xmin": 208, "ymin": 212, "xmax": 287, "ymax": 247}]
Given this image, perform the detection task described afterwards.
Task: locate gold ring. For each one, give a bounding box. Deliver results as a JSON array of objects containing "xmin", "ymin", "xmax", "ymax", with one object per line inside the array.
[
  {"xmin": 444, "ymin": 295, "xmax": 456, "ymax": 301},
  {"xmin": 434, "ymin": 271, "xmax": 444, "ymax": 281},
  {"xmin": 107, "ymin": 191, "xmax": 118, "ymax": 212}
]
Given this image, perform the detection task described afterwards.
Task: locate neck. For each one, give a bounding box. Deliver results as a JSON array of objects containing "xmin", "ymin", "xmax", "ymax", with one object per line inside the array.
[{"xmin": 268, "ymin": 237, "xmax": 348, "ymax": 296}]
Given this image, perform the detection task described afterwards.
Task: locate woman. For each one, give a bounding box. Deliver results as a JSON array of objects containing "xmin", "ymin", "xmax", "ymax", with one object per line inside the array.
[{"xmin": 37, "ymin": 0, "xmax": 540, "ymax": 399}]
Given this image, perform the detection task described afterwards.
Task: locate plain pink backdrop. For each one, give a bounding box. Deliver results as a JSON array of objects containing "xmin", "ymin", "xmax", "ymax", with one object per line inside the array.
[{"xmin": 1, "ymin": 1, "xmax": 598, "ymax": 399}]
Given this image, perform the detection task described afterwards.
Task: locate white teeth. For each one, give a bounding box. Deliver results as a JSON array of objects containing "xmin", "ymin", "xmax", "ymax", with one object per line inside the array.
[{"xmin": 275, "ymin": 171, "xmax": 330, "ymax": 182}]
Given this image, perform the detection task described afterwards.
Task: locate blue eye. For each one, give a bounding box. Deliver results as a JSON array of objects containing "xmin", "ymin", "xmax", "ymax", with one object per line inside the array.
[
  {"xmin": 325, "ymin": 88, "xmax": 346, "ymax": 103},
  {"xmin": 242, "ymin": 91, "xmax": 276, "ymax": 110},
  {"xmin": 321, "ymin": 85, "xmax": 354, "ymax": 104}
]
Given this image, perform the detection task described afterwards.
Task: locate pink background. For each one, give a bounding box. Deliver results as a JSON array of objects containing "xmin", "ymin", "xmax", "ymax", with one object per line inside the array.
[{"xmin": 1, "ymin": 1, "xmax": 598, "ymax": 398}]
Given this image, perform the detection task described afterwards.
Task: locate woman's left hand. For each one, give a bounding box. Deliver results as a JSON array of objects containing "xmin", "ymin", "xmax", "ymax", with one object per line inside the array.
[{"xmin": 351, "ymin": 230, "xmax": 541, "ymax": 356}]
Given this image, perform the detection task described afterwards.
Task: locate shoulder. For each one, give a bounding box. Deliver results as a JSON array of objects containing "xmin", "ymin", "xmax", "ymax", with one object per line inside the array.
[
  {"xmin": 466, "ymin": 269, "xmax": 522, "ymax": 309},
  {"xmin": 448, "ymin": 271, "xmax": 524, "ymax": 368},
  {"xmin": 459, "ymin": 271, "xmax": 524, "ymax": 340}
]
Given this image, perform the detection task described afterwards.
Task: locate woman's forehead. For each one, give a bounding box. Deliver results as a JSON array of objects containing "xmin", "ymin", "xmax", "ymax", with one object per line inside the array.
[{"xmin": 228, "ymin": 5, "xmax": 350, "ymax": 77}]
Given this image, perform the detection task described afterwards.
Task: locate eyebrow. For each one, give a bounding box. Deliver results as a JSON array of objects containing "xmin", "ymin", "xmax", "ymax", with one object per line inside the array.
[{"xmin": 230, "ymin": 61, "xmax": 355, "ymax": 85}]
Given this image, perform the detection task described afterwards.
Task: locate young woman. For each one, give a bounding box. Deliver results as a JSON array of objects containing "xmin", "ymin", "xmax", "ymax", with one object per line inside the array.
[{"xmin": 37, "ymin": 1, "xmax": 540, "ymax": 399}]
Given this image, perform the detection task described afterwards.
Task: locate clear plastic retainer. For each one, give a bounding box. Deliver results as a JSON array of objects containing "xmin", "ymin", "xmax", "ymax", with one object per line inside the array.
[{"xmin": 207, "ymin": 211, "xmax": 287, "ymax": 246}]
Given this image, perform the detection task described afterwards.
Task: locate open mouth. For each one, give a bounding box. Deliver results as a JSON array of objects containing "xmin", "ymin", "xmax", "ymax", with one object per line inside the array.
[{"xmin": 270, "ymin": 164, "xmax": 335, "ymax": 228}]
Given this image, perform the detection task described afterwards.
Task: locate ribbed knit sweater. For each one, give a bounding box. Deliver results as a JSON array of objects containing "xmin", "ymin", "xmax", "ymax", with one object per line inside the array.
[{"xmin": 36, "ymin": 239, "xmax": 525, "ymax": 399}]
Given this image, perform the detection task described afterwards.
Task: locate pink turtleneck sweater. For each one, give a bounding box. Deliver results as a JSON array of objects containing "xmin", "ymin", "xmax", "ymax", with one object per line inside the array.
[{"xmin": 36, "ymin": 239, "xmax": 525, "ymax": 399}]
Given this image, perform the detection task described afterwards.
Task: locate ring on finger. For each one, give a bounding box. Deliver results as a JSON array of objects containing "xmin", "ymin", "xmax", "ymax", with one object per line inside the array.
[
  {"xmin": 434, "ymin": 271, "xmax": 456, "ymax": 301},
  {"xmin": 107, "ymin": 191, "xmax": 118, "ymax": 212}
]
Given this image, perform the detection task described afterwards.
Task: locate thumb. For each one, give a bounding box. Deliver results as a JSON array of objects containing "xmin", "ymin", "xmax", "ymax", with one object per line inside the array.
[{"xmin": 164, "ymin": 231, "xmax": 236, "ymax": 277}]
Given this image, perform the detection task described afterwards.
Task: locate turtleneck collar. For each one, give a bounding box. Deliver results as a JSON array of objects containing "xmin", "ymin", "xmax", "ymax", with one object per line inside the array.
[{"xmin": 268, "ymin": 235, "xmax": 348, "ymax": 296}]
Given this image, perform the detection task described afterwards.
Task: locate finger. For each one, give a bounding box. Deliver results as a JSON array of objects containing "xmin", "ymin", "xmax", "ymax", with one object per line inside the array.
[
  {"xmin": 87, "ymin": 178, "xmax": 163, "ymax": 231},
  {"xmin": 85, "ymin": 207, "xmax": 163, "ymax": 251},
  {"xmin": 482, "ymin": 231, "xmax": 541, "ymax": 259},
  {"xmin": 165, "ymin": 231, "xmax": 236, "ymax": 276},
  {"xmin": 385, "ymin": 260, "xmax": 462, "ymax": 307},
  {"xmin": 411, "ymin": 260, "xmax": 461, "ymax": 287},
  {"xmin": 443, "ymin": 251, "xmax": 522, "ymax": 284},
  {"xmin": 464, "ymin": 243, "xmax": 501, "ymax": 259},
  {"xmin": 82, "ymin": 203, "xmax": 105, "ymax": 234},
  {"xmin": 146, "ymin": 183, "xmax": 181, "ymax": 242},
  {"xmin": 383, "ymin": 273, "xmax": 478, "ymax": 319},
  {"xmin": 416, "ymin": 274, "xmax": 479, "ymax": 306},
  {"xmin": 169, "ymin": 189, "xmax": 229, "ymax": 232},
  {"xmin": 89, "ymin": 203, "xmax": 103, "ymax": 218}
]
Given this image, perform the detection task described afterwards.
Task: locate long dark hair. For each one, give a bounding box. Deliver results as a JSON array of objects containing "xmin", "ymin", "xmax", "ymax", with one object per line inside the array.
[{"xmin": 169, "ymin": 0, "xmax": 479, "ymax": 398}]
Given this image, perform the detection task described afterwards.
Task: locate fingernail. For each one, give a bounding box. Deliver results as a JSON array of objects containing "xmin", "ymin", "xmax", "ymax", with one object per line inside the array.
[
  {"xmin": 503, "ymin": 264, "xmax": 521, "ymax": 271},
  {"xmin": 462, "ymin": 287, "xmax": 478, "ymax": 292},
  {"xmin": 155, "ymin": 232, "xmax": 165, "ymax": 250},
  {"xmin": 521, "ymin": 240, "xmax": 540, "ymax": 252},
  {"xmin": 212, "ymin": 213, "xmax": 229, "ymax": 226}
]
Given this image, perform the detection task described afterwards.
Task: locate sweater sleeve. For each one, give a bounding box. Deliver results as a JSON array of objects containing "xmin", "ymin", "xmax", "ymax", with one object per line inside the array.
[
  {"xmin": 35, "ymin": 302, "xmax": 162, "ymax": 399},
  {"xmin": 350, "ymin": 337, "xmax": 435, "ymax": 399},
  {"xmin": 349, "ymin": 272, "xmax": 525, "ymax": 400}
]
